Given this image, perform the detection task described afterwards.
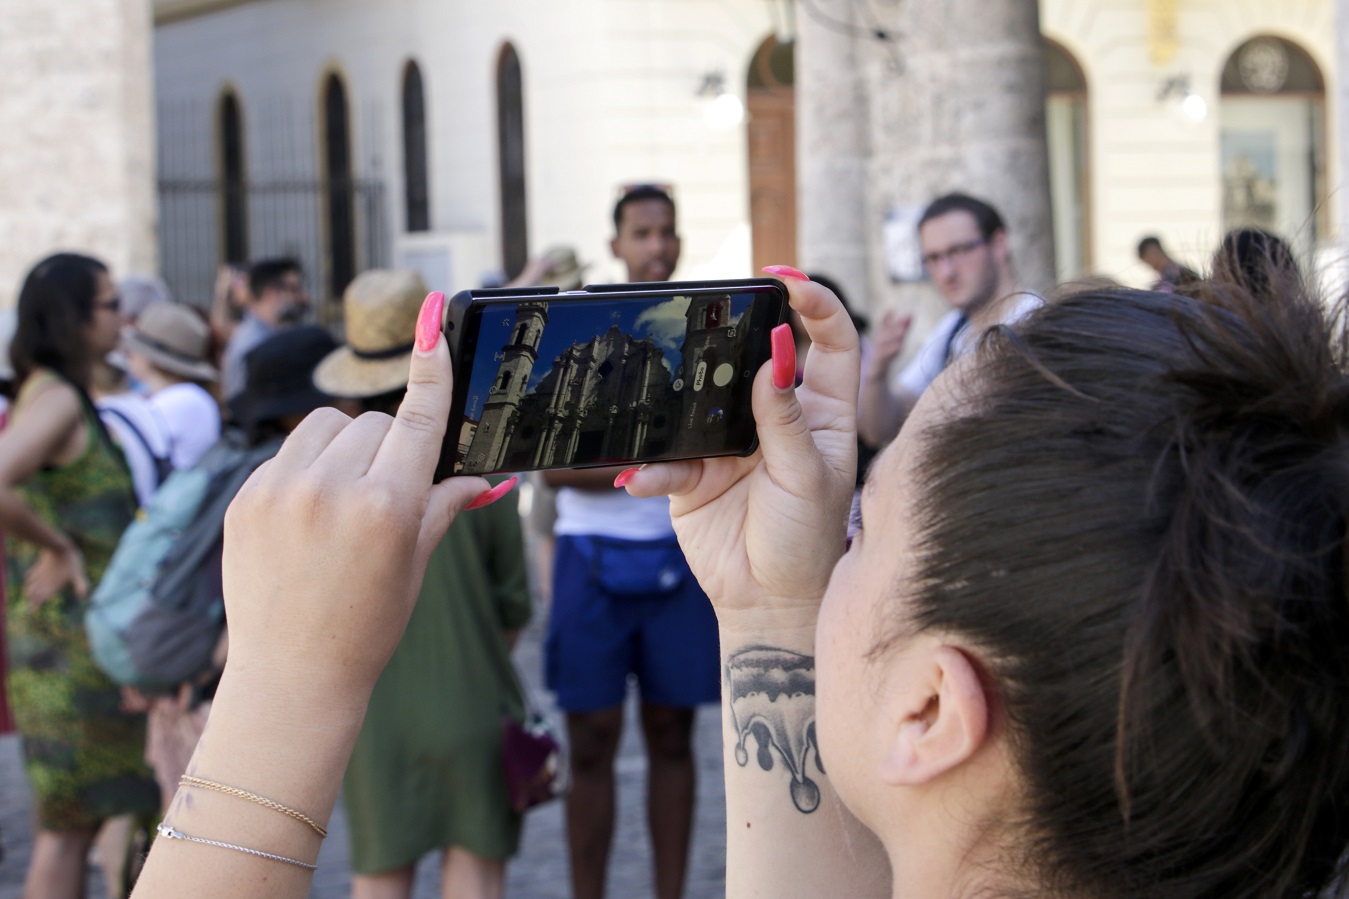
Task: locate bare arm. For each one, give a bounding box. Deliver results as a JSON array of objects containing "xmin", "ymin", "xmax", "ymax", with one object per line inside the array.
[
  {"xmin": 625, "ymin": 276, "xmax": 890, "ymax": 896},
  {"xmin": 0, "ymin": 381, "xmax": 85, "ymax": 551},
  {"xmin": 133, "ymin": 291, "xmax": 496, "ymax": 898},
  {"xmin": 856, "ymin": 311, "xmax": 914, "ymax": 448}
]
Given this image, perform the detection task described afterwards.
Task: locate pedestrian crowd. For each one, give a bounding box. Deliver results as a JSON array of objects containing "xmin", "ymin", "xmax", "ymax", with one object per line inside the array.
[{"xmin": 2, "ymin": 181, "xmax": 1347, "ymax": 899}]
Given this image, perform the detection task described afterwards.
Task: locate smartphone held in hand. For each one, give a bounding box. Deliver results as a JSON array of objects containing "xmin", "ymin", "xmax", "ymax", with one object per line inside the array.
[{"xmin": 436, "ymin": 278, "xmax": 790, "ymax": 479}]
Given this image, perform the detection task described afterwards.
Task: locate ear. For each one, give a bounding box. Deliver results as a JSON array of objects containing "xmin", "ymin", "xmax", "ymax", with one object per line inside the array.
[
  {"xmin": 989, "ymin": 229, "xmax": 1010, "ymax": 264},
  {"xmin": 879, "ymin": 644, "xmax": 990, "ymax": 786},
  {"xmin": 610, "ymin": 236, "xmax": 621, "ymax": 260}
]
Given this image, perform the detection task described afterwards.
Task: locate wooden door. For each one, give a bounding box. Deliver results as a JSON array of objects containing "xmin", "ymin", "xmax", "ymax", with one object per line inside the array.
[{"xmin": 747, "ymin": 86, "xmax": 797, "ymax": 273}]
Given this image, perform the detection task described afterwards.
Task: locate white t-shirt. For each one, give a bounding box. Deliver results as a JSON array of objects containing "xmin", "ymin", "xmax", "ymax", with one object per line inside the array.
[
  {"xmin": 98, "ymin": 392, "xmax": 171, "ymax": 507},
  {"xmin": 149, "ymin": 382, "xmax": 221, "ymax": 470},
  {"xmin": 892, "ymin": 293, "xmax": 1043, "ymax": 397},
  {"xmin": 554, "ymin": 488, "xmax": 676, "ymax": 541}
]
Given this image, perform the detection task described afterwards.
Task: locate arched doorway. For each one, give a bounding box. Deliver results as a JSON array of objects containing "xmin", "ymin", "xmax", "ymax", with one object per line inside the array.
[
  {"xmin": 217, "ymin": 88, "xmax": 248, "ymax": 264},
  {"xmin": 746, "ymin": 36, "xmax": 795, "ymax": 274},
  {"xmin": 1219, "ymin": 35, "xmax": 1326, "ymax": 245},
  {"xmin": 322, "ymin": 71, "xmax": 356, "ymax": 297},
  {"xmin": 1045, "ymin": 39, "xmax": 1090, "ymax": 281},
  {"xmin": 402, "ymin": 60, "xmax": 430, "ymax": 233},
  {"xmin": 496, "ymin": 43, "xmax": 528, "ymax": 280}
]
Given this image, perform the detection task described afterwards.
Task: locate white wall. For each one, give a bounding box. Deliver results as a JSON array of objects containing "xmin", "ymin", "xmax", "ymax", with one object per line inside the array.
[
  {"xmin": 1041, "ymin": 0, "xmax": 1335, "ymax": 286},
  {"xmin": 0, "ymin": 0, "xmax": 158, "ymax": 310},
  {"xmin": 153, "ymin": 0, "xmax": 776, "ymax": 298}
]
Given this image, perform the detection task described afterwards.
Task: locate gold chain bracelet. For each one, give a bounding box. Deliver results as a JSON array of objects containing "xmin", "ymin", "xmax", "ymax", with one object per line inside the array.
[{"xmin": 179, "ymin": 775, "xmax": 328, "ymax": 838}]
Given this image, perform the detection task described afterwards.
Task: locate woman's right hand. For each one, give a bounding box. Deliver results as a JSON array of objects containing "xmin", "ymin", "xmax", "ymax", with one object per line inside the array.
[
  {"xmin": 623, "ymin": 271, "xmax": 860, "ymax": 626},
  {"xmin": 25, "ymin": 543, "xmax": 88, "ymax": 606}
]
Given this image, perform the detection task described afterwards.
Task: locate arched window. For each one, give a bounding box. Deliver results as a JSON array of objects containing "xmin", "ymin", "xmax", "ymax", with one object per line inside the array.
[
  {"xmin": 1219, "ymin": 35, "xmax": 1326, "ymax": 244},
  {"xmin": 323, "ymin": 72, "xmax": 356, "ymax": 297},
  {"xmin": 497, "ymin": 44, "xmax": 528, "ymax": 280},
  {"xmin": 1045, "ymin": 39, "xmax": 1089, "ymax": 281},
  {"xmin": 402, "ymin": 60, "xmax": 430, "ymax": 232},
  {"xmin": 217, "ymin": 89, "xmax": 248, "ymax": 263}
]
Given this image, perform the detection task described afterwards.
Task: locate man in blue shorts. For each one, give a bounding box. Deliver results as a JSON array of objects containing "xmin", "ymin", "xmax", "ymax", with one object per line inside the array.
[{"xmin": 543, "ymin": 185, "xmax": 720, "ymax": 899}]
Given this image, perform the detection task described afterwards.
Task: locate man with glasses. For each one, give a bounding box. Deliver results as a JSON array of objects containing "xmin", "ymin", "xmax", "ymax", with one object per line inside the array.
[
  {"xmin": 858, "ymin": 192, "xmax": 1037, "ymax": 447},
  {"xmin": 221, "ymin": 257, "xmax": 310, "ymax": 401}
]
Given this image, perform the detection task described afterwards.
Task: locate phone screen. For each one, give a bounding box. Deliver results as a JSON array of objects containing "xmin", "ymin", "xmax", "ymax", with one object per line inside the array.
[{"xmin": 444, "ymin": 286, "xmax": 784, "ymax": 476}]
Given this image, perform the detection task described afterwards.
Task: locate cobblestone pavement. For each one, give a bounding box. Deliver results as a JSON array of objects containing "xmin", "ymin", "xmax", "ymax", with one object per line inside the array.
[{"xmin": 0, "ymin": 606, "xmax": 728, "ymax": 898}]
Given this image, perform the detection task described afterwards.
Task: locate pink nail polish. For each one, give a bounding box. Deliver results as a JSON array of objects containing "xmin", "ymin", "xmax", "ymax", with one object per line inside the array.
[
  {"xmin": 613, "ymin": 468, "xmax": 639, "ymax": 488},
  {"xmin": 771, "ymin": 323, "xmax": 796, "ymax": 391},
  {"xmin": 762, "ymin": 265, "xmax": 809, "ymax": 281},
  {"xmin": 415, "ymin": 291, "xmax": 445, "ymax": 355},
  {"xmin": 466, "ymin": 476, "xmax": 518, "ymax": 511}
]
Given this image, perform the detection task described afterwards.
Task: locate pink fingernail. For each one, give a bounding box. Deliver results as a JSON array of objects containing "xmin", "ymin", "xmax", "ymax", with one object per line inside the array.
[
  {"xmin": 415, "ymin": 291, "xmax": 445, "ymax": 355},
  {"xmin": 613, "ymin": 468, "xmax": 639, "ymax": 488},
  {"xmin": 771, "ymin": 323, "xmax": 795, "ymax": 391},
  {"xmin": 762, "ymin": 265, "xmax": 809, "ymax": 281},
  {"xmin": 466, "ymin": 476, "xmax": 518, "ymax": 511}
]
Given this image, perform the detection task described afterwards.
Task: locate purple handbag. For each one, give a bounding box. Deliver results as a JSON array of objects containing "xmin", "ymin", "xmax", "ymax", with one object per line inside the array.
[{"xmin": 501, "ymin": 711, "xmax": 566, "ymax": 813}]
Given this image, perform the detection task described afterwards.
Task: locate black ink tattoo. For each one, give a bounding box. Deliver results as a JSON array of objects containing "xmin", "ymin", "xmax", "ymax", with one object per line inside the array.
[{"xmin": 726, "ymin": 647, "xmax": 822, "ymax": 813}]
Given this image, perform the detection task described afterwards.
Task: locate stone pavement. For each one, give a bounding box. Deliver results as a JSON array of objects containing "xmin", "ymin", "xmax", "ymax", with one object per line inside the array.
[{"xmin": 0, "ymin": 607, "xmax": 728, "ymax": 898}]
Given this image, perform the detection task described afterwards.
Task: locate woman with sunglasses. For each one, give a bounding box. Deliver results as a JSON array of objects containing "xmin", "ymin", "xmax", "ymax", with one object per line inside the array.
[
  {"xmin": 133, "ymin": 268, "xmax": 1349, "ymax": 899},
  {"xmin": 2, "ymin": 253, "xmax": 159, "ymax": 898}
]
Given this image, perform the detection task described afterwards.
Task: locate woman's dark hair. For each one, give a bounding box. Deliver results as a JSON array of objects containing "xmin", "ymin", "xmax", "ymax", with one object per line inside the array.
[
  {"xmin": 12, "ymin": 253, "xmax": 108, "ymax": 387},
  {"xmin": 903, "ymin": 285, "xmax": 1349, "ymax": 897}
]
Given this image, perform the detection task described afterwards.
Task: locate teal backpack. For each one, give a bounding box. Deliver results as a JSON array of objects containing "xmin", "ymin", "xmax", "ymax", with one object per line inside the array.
[{"xmin": 85, "ymin": 430, "xmax": 281, "ymax": 692}]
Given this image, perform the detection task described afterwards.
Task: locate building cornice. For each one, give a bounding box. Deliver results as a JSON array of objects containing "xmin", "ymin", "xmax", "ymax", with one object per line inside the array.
[{"xmin": 154, "ymin": 0, "xmax": 260, "ymax": 26}]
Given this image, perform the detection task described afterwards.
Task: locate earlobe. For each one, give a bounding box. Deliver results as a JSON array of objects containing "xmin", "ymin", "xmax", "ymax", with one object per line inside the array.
[{"xmin": 879, "ymin": 644, "xmax": 990, "ymax": 786}]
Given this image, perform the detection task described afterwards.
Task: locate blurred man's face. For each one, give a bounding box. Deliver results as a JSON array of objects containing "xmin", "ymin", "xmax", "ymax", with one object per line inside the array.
[
  {"xmin": 270, "ymin": 270, "xmax": 310, "ymax": 323},
  {"xmin": 1140, "ymin": 245, "xmax": 1169, "ymax": 275},
  {"xmin": 918, "ymin": 210, "xmax": 1003, "ymax": 312},
  {"xmin": 611, "ymin": 199, "xmax": 680, "ymax": 283}
]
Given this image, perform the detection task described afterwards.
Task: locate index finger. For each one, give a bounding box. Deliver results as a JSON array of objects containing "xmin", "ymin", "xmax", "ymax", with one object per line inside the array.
[
  {"xmin": 366, "ymin": 291, "xmax": 452, "ymax": 490},
  {"xmin": 766, "ymin": 271, "xmax": 861, "ymax": 409}
]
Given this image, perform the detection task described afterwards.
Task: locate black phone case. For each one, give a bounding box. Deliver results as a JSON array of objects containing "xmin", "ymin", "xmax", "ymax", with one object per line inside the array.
[{"xmin": 437, "ymin": 278, "xmax": 789, "ymax": 480}]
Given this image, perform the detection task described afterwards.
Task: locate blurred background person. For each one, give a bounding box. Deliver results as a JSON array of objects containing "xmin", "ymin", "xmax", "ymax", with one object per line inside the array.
[
  {"xmin": 121, "ymin": 301, "xmax": 222, "ymax": 471},
  {"xmin": 221, "ymin": 257, "xmax": 309, "ymax": 402},
  {"xmin": 1137, "ymin": 234, "xmax": 1201, "ymax": 293},
  {"xmin": 0, "ymin": 253, "xmax": 159, "ymax": 899},
  {"xmin": 315, "ymin": 270, "xmax": 532, "ymax": 899}
]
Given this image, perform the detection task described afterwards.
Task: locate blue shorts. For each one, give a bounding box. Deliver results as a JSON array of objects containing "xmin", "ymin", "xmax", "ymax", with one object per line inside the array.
[{"xmin": 545, "ymin": 534, "xmax": 720, "ymax": 712}]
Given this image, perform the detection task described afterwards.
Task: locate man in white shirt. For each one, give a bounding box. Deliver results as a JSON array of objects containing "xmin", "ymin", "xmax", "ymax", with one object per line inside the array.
[
  {"xmin": 544, "ymin": 185, "xmax": 718, "ymax": 899},
  {"xmin": 858, "ymin": 192, "xmax": 1039, "ymax": 447}
]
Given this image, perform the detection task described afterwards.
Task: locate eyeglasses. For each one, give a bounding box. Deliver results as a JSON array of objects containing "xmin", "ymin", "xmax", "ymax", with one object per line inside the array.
[
  {"xmin": 920, "ymin": 238, "xmax": 988, "ymax": 269},
  {"xmin": 94, "ymin": 296, "xmax": 121, "ymax": 313}
]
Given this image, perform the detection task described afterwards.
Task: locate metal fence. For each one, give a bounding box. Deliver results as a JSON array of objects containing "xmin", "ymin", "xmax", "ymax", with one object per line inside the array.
[{"xmin": 155, "ymin": 97, "xmax": 390, "ymax": 322}]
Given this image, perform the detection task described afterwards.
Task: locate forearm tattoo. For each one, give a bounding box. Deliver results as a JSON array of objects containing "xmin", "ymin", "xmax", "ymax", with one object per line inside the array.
[{"xmin": 726, "ymin": 647, "xmax": 824, "ymax": 813}]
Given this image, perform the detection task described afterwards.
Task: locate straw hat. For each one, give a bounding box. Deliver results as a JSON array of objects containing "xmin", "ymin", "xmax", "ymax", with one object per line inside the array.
[
  {"xmin": 122, "ymin": 302, "xmax": 218, "ymax": 382},
  {"xmin": 313, "ymin": 269, "xmax": 428, "ymax": 398},
  {"xmin": 538, "ymin": 246, "xmax": 587, "ymax": 290}
]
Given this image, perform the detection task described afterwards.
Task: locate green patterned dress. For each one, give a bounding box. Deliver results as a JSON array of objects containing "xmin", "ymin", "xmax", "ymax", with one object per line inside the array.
[{"xmin": 4, "ymin": 374, "xmax": 160, "ymax": 829}]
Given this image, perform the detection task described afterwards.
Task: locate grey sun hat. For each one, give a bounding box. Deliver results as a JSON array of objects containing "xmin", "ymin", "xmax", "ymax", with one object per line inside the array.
[{"xmin": 122, "ymin": 301, "xmax": 219, "ymax": 383}]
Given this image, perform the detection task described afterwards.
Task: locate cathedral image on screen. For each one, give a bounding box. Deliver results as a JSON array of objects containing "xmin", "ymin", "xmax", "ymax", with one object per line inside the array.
[{"xmin": 459, "ymin": 293, "xmax": 754, "ymax": 473}]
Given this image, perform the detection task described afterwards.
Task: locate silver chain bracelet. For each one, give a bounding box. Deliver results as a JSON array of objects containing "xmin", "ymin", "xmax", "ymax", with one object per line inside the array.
[{"xmin": 156, "ymin": 823, "xmax": 318, "ymax": 871}]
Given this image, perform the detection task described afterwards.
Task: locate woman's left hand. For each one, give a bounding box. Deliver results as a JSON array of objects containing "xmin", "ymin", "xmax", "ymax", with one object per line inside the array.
[{"xmin": 219, "ymin": 291, "xmax": 493, "ymax": 710}]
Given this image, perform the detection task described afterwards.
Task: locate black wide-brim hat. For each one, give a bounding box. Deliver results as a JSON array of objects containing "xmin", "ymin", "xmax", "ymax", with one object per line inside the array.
[{"xmin": 229, "ymin": 325, "xmax": 339, "ymax": 426}]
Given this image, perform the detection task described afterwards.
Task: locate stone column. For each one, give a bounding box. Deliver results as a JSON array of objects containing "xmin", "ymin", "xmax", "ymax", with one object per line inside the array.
[
  {"xmin": 796, "ymin": 2, "xmax": 870, "ymax": 307},
  {"xmin": 0, "ymin": 0, "xmax": 159, "ymax": 309},
  {"xmin": 1339, "ymin": 0, "xmax": 1349, "ymax": 253},
  {"xmin": 798, "ymin": 0, "xmax": 1054, "ymax": 315}
]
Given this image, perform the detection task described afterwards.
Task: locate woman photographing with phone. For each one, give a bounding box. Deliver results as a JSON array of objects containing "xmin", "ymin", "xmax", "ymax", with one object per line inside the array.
[{"xmin": 132, "ymin": 269, "xmax": 1349, "ymax": 899}]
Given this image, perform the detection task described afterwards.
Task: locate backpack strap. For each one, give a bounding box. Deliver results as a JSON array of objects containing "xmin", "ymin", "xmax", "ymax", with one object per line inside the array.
[{"xmin": 101, "ymin": 405, "xmax": 174, "ymax": 487}]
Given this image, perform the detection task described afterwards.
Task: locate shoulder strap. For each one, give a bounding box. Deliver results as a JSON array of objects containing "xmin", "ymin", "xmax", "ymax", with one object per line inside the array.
[{"xmin": 101, "ymin": 405, "xmax": 173, "ymax": 487}]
